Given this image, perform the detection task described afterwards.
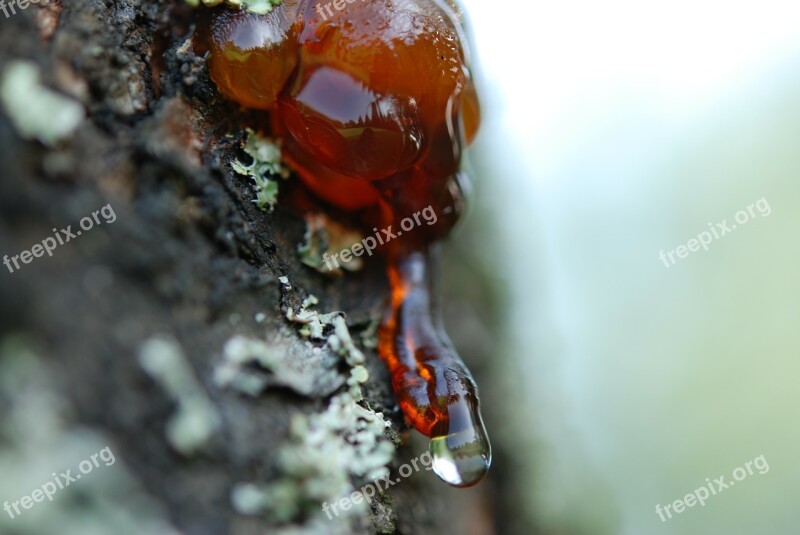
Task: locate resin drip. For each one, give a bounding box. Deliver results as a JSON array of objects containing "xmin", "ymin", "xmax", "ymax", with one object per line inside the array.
[
  {"xmin": 200, "ymin": 0, "xmax": 491, "ymax": 486},
  {"xmin": 379, "ymin": 246, "xmax": 491, "ymax": 486}
]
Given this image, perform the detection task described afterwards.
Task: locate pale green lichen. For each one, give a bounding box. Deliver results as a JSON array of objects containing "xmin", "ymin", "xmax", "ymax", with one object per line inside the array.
[
  {"xmin": 218, "ymin": 294, "xmax": 372, "ymax": 400},
  {"xmin": 329, "ymin": 315, "xmax": 366, "ymax": 368},
  {"xmin": 360, "ymin": 315, "xmax": 380, "ymax": 350},
  {"xmin": 214, "ymin": 331, "xmax": 345, "ymax": 397},
  {"xmin": 0, "ymin": 61, "xmax": 84, "ymax": 146},
  {"xmin": 231, "ymin": 392, "xmax": 393, "ymax": 528},
  {"xmin": 232, "ymin": 129, "xmax": 290, "ymax": 212},
  {"xmin": 225, "ymin": 280, "xmax": 394, "ymax": 531},
  {"xmin": 184, "ymin": 0, "xmax": 281, "ymax": 14},
  {"xmin": 297, "ymin": 213, "xmax": 365, "ymax": 275},
  {"xmin": 285, "ymin": 295, "xmax": 340, "ymax": 340},
  {"xmin": 285, "ymin": 295, "xmax": 369, "ymax": 399},
  {"xmin": 138, "ymin": 336, "xmax": 221, "ymax": 456},
  {"xmin": 0, "ymin": 336, "xmax": 180, "ymax": 535}
]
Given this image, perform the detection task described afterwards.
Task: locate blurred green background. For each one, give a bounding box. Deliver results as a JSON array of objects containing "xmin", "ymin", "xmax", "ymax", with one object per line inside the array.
[{"xmin": 451, "ymin": 0, "xmax": 800, "ymax": 533}]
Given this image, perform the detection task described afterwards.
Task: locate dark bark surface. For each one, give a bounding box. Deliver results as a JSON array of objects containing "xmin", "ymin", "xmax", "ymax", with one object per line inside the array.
[{"xmin": 0, "ymin": 1, "xmax": 501, "ymax": 534}]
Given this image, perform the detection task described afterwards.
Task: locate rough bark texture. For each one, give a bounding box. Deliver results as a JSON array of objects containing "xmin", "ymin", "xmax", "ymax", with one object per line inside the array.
[{"xmin": 0, "ymin": 1, "xmax": 501, "ymax": 534}]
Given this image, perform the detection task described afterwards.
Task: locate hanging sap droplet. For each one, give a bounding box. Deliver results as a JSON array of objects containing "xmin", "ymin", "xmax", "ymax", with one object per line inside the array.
[{"xmin": 429, "ymin": 398, "xmax": 491, "ymax": 487}]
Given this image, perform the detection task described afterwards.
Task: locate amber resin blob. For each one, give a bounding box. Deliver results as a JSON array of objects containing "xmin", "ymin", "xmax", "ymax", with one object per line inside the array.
[{"xmin": 202, "ymin": 0, "xmax": 490, "ymax": 487}]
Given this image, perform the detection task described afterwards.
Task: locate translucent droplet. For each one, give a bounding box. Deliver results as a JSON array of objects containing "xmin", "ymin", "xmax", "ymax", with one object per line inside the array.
[{"xmin": 429, "ymin": 404, "xmax": 491, "ymax": 487}]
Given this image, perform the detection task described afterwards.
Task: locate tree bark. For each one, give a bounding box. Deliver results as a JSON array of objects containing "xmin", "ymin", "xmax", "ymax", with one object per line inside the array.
[{"xmin": 0, "ymin": 1, "xmax": 498, "ymax": 534}]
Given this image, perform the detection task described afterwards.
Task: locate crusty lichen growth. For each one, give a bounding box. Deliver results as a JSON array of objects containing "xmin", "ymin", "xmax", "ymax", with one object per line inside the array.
[
  {"xmin": 285, "ymin": 294, "xmax": 340, "ymax": 340},
  {"xmin": 138, "ymin": 336, "xmax": 221, "ymax": 456},
  {"xmin": 214, "ymin": 332, "xmax": 346, "ymax": 397},
  {"xmin": 0, "ymin": 336, "xmax": 180, "ymax": 534},
  {"xmin": 232, "ymin": 128, "xmax": 290, "ymax": 212},
  {"xmin": 219, "ymin": 279, "xmax": 395, "ymax": 532},
  {"xmin": 184, "ymin": 0, "xmax": 282, "ymax": 16},
  {"xmin": 360, "ymin": 315, "xmax": 380, "ymax": 350},
  {"xmin": 230, "ymin": 392, "xmax": 393, "ymax": 529},
  {"xmin": 0, "ymin": 61, "xmax": 84, "ymax": 146},
  {"xmin": 298, "ymin": 213, "xmax": 366, "ymax": 275}
]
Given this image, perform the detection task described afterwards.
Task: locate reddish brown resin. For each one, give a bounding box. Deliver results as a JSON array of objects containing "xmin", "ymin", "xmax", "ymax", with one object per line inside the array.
[{"xmin": 201, "ymin": 0, "xmax": 487, "ymax": 461}]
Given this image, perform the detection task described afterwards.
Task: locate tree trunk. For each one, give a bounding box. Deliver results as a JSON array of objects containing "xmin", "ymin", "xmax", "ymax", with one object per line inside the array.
[{"xmin": 0, "ymin": 1, "xmax": 498, "ymax": 534}]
